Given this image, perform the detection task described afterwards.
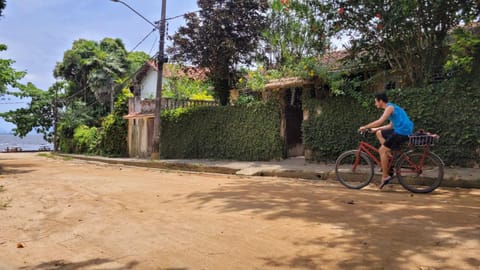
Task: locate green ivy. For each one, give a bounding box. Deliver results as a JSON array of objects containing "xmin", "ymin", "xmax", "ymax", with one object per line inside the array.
[
  {"xmin": 303, "ymin": 97, "xmax": 377, "ymax": 161},
  {"xmin": 160, "ymin": 102, "xmax": 284, "ymax": 161},
  {"xmin": 303, "ymin": 79, "xmax": 480, "ymax": 166}
]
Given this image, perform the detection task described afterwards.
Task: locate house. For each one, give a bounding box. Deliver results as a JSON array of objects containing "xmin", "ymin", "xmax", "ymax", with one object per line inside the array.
[{"xmin": 123, "ymin": 61, "xmax": 215, "ymax": 158}]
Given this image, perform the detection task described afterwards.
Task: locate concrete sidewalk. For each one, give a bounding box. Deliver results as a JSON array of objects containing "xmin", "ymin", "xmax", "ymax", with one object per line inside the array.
[{"xmin": 57, "ymin": 154, "xmax": 480, "ymax": 189}]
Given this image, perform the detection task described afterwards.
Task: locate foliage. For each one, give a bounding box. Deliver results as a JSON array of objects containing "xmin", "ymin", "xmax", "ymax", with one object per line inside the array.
[
  {"xmin": 236, "ymin": 57, "xmax": 328, "ymax": 91},
  {"xmin": 168, "ymin": 0, "xmax": 269, "ymax": 105},
  {"xmin": 0, "ymin": 0, "xmax": 5, "ymax": 17},
  {"xmin": 303, "ymin": 96, "xmax": 376, "ymax": 161},
  {"xmin": 57, "ymin": 101, "xmax": 93, "ymax": 153},
  {"xmin": 0, "ymin": 82, "xmax": 63, "ymax": 142},
  {"xmin": 303, "ymin": 78, "xmax": 480, "ymax": 166},
  {"xmin": 72, "ymin": 125, "xmax": 98, "ymax": 154},
  {"xmin": 163, "ymin": 65, "xmax": 214, "ymax": 100},
  {"xmin": 262, "ymin": 0, "xmax": 327, "ymax": 67},
  {"xmin": 393, "ymin": 81, "xmax": 480, "ymax": 166},
  {"xmin": 54, "ymin": 38, "xmax": 130, "ymax": 120},
  {"xmin": 51, "ymin": 37, "xmax": 147, "ymax": 154},
  {"xmin": 126, "ymin": 51, "xmax": 150, "ymax": 75},
  {"xmin": 444, "ymin": 25, "xmax": 480, "ymax": 75},
  {"xmin": 161, "ymin": 102, "xmax": 283, "ymax": 161},
  {"xmin": 0, "ymin": 44, "xmax": 26, "ymax": 95},
  {"xmin": 96, "ymin": 89, "xmax": 132, "ymax": 156},
  {"xmin": 318, "ymin": 0, "xmax": 479, "ymax": 87}
]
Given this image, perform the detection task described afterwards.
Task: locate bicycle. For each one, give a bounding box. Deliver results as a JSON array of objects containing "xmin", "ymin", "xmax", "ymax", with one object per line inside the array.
[{"xmin": 335, "ymin": 129, "xmax": 444, "ymax": 193}]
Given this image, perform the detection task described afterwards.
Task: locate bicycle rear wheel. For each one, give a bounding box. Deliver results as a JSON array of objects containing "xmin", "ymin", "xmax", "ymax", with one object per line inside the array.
[
  {"xmin": 335, "ymin": 150, "xmax": 374, "ymax": 189},
  {"xmin": 396, "ymin": 151, "xmax": 444, "ymax": 193}
]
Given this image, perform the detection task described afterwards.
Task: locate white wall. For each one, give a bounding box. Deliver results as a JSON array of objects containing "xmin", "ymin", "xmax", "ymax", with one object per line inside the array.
[
  {"xmin": 140, "ymin": 69, "xmax": 157, "ymax": 99},
  {"xmin": 140, "ymin": 68, "xmax": 170, "ymax": 99}
]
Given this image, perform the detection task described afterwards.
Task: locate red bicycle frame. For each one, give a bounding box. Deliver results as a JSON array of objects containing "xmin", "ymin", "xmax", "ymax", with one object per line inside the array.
[{"xmin": 353, "ymin": 140, "xmax": 431, "ymax": 175}]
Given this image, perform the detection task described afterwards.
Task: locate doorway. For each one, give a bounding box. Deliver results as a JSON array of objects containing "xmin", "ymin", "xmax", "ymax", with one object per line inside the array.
[{"xmin": 284, "ymin": 88, "xmax": 303, "ymax": 157}]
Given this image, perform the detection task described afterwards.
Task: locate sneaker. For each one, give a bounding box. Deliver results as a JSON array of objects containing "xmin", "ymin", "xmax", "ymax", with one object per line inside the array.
[{"xmin": 379, "ymin": 176, "xmax": 394, "ymax": 189}]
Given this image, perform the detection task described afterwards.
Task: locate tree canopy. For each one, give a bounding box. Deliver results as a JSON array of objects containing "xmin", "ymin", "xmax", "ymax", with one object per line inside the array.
[
  {"xmin": 318, "ymin": 0, "xmax": 480, "ymax": 86},
  {"xmin": 0, "ymin": 82, "xmax": 63, "ymax": 141},
  {"xmin": 262, "ymin": 0, "xmax": 328, "ymax": 68},
  {"xmin": 168, "ymin": 0, "xmax": 269, "ymax": 105},
  {"xmin": 0, "ymin": 0, "xmax": 5, "ymax": 17},
  {"xmin": 0, "ymin": 44, "xmax": 26, "ymax": 95}
]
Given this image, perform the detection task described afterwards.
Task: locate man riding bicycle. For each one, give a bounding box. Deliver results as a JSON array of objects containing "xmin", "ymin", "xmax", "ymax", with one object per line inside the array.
[{"xmin": 359, "ymin": 92, "xmax": 413, "ymax": 189}]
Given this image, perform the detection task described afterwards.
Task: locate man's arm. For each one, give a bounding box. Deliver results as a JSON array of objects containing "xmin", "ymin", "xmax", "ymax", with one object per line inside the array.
[{"xmin": 359, "ymin": 105, "xmax": 394, "ymax": 131}]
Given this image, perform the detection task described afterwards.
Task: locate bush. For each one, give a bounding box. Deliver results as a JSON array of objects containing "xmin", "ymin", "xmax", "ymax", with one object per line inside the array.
[
  {"xmin": 161, "ymin": 102, "xmax": 283, "ymax": 161},
  {"xmin": 72, "ymin": 125, "xmax": 98, "ymax": 154},
  {"xmin": 96, "ymin": 89, "xmax": 131, "ymax": 157}
]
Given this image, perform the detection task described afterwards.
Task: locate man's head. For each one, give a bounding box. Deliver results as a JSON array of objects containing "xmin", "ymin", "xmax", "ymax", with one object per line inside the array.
[{"xmin": 374, "ymin": 92, "xmax": 388, "ymax": 109}]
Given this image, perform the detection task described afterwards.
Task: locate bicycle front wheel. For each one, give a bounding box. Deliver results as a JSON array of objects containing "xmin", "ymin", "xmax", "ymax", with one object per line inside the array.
[
  {"xmin": 396, "ymin": 151, "xmax": 444, "ymax": 193},
  {"xmin": 335, "ymin": 150, "xmax": 374, "ymax": 189}
]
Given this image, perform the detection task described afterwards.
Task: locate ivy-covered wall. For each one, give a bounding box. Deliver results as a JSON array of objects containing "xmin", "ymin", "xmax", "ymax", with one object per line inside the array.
[
  {"xmin": 303, "ymin": 80, "xmax": 480, "ymax": 166},
  {"xmin": 160, "ymin": 102, "xmax": 284, "ymax": 161}
]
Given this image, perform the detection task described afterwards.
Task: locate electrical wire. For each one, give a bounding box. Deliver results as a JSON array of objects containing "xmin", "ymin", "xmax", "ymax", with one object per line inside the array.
[
  {"xmin": 130, "ymin": 28, "xmax": 157, "ymax": 53},
  {"xmin": 148, "ymin": 35, "xmax": 158, "ymax": 56}
]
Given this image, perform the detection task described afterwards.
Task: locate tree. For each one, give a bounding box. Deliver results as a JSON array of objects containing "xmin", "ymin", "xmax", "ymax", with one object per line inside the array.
[
  {"xmin": 54, "ymin": 38, "xmax": 130, "ymax": 117},
  {"xmin": 0, "ymin": 0, "xmax": 5, "ymax": 17},
  {"xmin": 319, "ymin": 0, "xmax": 479, "ymax": 87},
  {"xmin": 127, "ymin": 51, "xmax": 150, "ymax": 75},
  {"xmin": 168, "ymin": 0, "xmax": 269, "ymax": 105},
  {"xmin": 444, "ymin": 24, "xmax": 480, "ymax": 76},
  {"xmin": 1, "ymin": 44, "xmax": 25, "ymax": 95},
  {"xmin": 0, "ymin": 81, "xmax": 63, "ymax": 142},
  {"xmin": 261, "ymin": 0, "xmax": 328, "ymax": 68}
]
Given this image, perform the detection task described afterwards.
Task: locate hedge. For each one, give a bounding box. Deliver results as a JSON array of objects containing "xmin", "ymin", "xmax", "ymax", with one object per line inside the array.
[
  {"xmin": 303, "ymin": 79, "xmax": 480, "ymax": 166},
  {"xmin": 160, "ymin": 102, "xmax": 284, "ymax": 161}
]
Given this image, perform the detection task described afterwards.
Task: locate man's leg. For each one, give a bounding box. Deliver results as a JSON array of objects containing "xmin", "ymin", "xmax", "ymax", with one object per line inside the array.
[
  {"xmin": 379, "ymin": 145, "xmax": 391, "ymax": 180},
  {"xmin": 377, "ymin": 130, "xmax": 392, "ymax": 159},
  {"xmin": 376, "ymin": 130, "xmax": 386, "ymax": 145}
]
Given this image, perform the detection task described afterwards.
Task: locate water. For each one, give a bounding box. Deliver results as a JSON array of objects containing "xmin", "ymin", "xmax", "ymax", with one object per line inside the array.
[{"xmin": 0, "ymin": 133, "xmax": 53, "ymax": 151}]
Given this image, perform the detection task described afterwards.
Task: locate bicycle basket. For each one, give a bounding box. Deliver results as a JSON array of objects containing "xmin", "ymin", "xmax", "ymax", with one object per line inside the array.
[{"xmin": 409, "ymin": 130, "xmax": 439, "ymax": 146}]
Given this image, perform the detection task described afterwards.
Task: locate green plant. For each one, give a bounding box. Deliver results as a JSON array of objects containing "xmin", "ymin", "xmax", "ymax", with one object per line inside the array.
[
  {"xmin": 37, "ymin": 153, "xmax": 55, "ymax": 159},
  {"xmin": 303, "ymin": 78, "xmax": 480, "ymax": 166},
  {"xmin": 96, "ymin": 89, "xmax": 132, "ymax": 157},
  {"xmin": 161, "ymin": 101, "xmax": 283, "ymax": 161},
  {"xmin": 72, "ymin": 125, "xmax": 98, "ymax": 154}
]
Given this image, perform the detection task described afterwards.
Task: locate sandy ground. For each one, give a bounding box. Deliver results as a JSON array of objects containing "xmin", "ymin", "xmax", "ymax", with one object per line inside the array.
[{"xmin": 0, "ymin": 153, "xmax": 479, "ymax": 270}]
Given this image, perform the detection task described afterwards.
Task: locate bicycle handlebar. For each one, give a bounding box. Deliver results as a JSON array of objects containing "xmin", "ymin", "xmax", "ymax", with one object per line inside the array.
[{"xmin": 359, "ymin": 128, "xmax": 372, "ymax": 137}]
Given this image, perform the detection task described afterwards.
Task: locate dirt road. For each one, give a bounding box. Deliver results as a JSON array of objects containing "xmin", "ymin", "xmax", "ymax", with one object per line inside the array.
[{"xmin": 0, "ymin": 153, "xmax": 479, "ymax": 270}]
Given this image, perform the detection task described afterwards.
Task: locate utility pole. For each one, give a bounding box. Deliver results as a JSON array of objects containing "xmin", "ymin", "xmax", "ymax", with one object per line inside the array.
[
  {"xmin": 110, "ymin": 0, "xmax": 167, "ymax": 160},
  {"xmin": 151, "ymin": 0, "xmax": 167, "ymax": 160}
]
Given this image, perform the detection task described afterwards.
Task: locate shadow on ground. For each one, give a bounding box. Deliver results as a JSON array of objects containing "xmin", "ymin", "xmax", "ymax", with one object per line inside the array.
[
  {"xmin": 0, "ymin": 162, "xmax": 36, "ymax": 175},
  {"xmin": 19, "ymin": 258, "xmax": 139, "ymax": 270},
  {"xmin": 185, "ymin": 179, "xmax": 480, "ymax": 269}
]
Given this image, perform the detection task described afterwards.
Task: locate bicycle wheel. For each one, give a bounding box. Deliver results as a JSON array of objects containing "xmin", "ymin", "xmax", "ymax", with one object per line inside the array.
[
  {"xmin": 396, "ymin": 151, "xmax": 444, "ymax": 193},
  {"xmin": 335, "ymin": 150, "xmax": 374, "ymax": 189}
]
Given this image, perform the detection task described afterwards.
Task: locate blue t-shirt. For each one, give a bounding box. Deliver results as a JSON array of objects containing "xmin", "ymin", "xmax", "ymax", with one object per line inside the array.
[{"xmin": 387, "ymin": 102, "xmax": 413, "ymax": 136}]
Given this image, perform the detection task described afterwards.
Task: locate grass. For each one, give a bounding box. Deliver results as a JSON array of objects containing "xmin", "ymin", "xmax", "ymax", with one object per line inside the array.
[
  {"xmin": 37, "ymin": 153, "xmax": 55, "ymax": 159},
  {"xmin": 37, "ymin": 153, "xmax": 72, "ymax": 161}
]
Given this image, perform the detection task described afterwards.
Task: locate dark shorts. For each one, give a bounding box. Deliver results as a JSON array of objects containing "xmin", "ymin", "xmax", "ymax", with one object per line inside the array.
[{"xmin": 381, "ymin": 129, "xmax": 409, "ymax": 150}]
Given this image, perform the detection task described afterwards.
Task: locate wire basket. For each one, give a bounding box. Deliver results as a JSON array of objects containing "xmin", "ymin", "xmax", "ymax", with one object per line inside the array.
[{"xmin": 409, "ymin": 134, "xmax": 439, "ymax": 146}]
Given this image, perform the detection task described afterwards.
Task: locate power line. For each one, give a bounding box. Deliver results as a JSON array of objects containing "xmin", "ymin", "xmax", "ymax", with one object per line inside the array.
[
  {"xmin": 0, "ymin": 101, "xmax": 28, "ymax": 105},
  {"xmin": 130, "ymin": 28, "xmax": 157, "ymax": 53}
]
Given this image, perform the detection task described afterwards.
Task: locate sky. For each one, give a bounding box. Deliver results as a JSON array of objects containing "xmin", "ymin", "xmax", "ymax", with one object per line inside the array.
[{"xmin": 0, "ymin": 0, "xmax": 199, "ymax": 133}]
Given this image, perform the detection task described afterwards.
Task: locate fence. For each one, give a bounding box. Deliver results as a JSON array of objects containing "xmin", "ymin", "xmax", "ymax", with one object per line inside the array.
[{"xmin": 128, "ymin": 97, "xmax": 218, "ymax": 114}]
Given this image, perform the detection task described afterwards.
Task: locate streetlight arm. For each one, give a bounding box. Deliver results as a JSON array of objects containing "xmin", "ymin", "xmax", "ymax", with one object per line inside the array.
[{"xmin": 110, "ymin": 0, "xmax": 158, "ymax": 29}]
